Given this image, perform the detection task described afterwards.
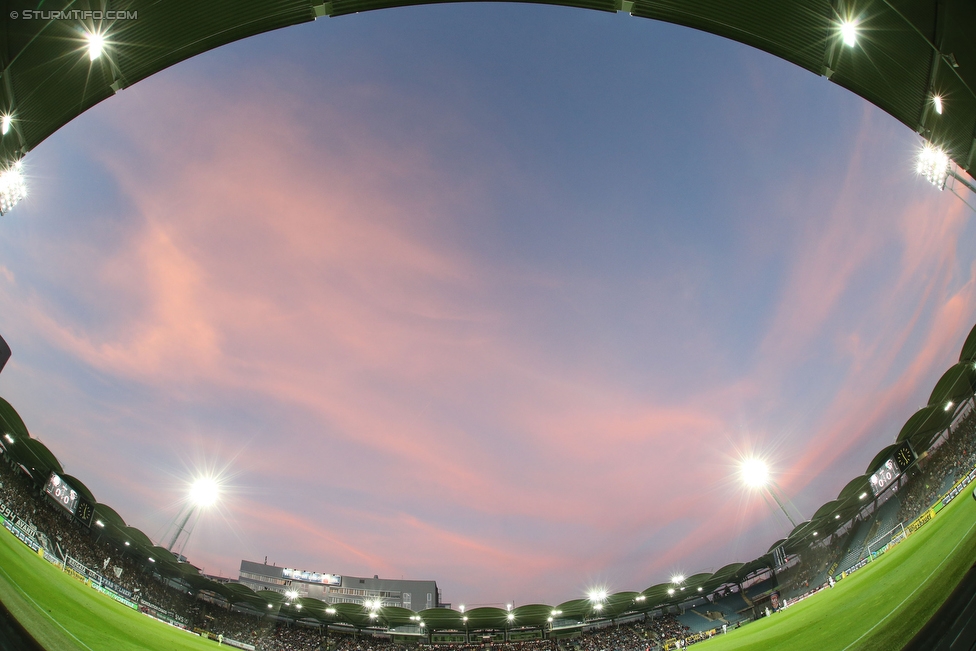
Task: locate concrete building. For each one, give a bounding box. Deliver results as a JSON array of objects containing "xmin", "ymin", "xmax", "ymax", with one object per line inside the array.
[{"xmin": 238, "ymin": 560, "xmax": 441, "ymax": 610}]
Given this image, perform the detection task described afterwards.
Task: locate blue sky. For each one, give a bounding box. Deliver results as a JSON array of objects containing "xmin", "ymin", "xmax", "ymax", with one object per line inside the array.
[{"xmin": 0, "ymin": 4, "xmax": 974, "ymax": 606}]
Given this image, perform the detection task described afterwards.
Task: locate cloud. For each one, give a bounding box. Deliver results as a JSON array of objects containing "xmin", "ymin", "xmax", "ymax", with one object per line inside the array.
[{"xmin": 2, "ymin": 49, "xmax": 975, "ymax": 607}]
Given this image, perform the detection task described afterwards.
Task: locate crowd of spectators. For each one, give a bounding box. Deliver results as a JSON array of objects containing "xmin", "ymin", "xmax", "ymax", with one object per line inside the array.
[
  {"xmin": 564, "ymin": 615, "xmax": 685, "ymax": 651},
  {"xmin": 898, "ymin": 406, "xmax": 976, "ymax": 524},
  {"xmin": 777, "ymin": 404, "xmax": 976, "ymax": 601},
  {"xmin": 5, "ymin": 399, "xmax": 976, "ymax": 650}
]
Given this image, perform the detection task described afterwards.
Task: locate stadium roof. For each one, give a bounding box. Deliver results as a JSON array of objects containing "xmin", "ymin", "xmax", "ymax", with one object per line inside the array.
[{"xmin": 0, "ymin": 0, "xmax": 974, "ymax": 186}]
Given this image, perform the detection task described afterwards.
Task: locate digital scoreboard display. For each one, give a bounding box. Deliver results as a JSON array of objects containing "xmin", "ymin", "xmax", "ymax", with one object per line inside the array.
[
  {"xmin": 869, "ymin": 441, "xmax": 916, "ymax": 497},
  {"xmin": 282, "ymin": 568, "xmax": 341, "ymax": 585},
  {"xmin": 43, "ymin": 472, "xmax": 79, "ymax": 515}
]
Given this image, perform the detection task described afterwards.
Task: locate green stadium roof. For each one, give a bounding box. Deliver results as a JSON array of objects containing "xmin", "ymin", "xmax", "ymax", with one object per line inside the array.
[{"xmin": 0, "ymin": 0, "xmax": 974, "ymax": 187}]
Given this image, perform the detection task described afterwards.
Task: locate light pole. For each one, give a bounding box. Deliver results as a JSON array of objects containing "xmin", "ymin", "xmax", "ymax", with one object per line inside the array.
[
  {"xmin": 740, "ymin": 458, "xmax": 798, "ymax": 528},
  {"xmin": 164, "ymin": 476, "xmax": 220, "ymax": 555}
]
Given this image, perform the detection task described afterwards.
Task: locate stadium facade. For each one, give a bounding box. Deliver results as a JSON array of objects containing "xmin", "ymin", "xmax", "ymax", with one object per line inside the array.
[{"xmin": 238, "ymin": 560, "xmax": 440, "ymax": 610}]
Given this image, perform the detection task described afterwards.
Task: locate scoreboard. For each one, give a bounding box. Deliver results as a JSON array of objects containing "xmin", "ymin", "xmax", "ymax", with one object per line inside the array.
[
  {"xmin": 868, "ymin": 441, "xmax": 916, "ymax": 497},
  {"xmin": 42, "ymin": 472, "xmax": 96, "ymax": 527},
  {"xmin": 44, "ymin": 472, "xmax": 79, "ymax": 514}
]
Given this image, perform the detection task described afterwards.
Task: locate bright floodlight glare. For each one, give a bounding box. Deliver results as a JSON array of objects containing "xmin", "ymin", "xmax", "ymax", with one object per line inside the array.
[
  {"xmin": 917, "ymin": 143, "xmax": 950, "ymax": 190},
  {"xmin": 0, "ymin": 161, "xmax": 28, "ymax": 216},
  {"xmin": 671, "ymin": 575, "xmax": 684, "ymax": 584},
  {"xmin": 740, "ymin": 458, "xmax": 769, "ymax": 488},
  {"xmin": 593, "ymin": 603, "xmax": 603, "ymax": 612},
  {"xmin": 840, "ymin": 19, "xmax": 858, "ymax": 47},
  {"xmin": 667, "ymin": 588, "xmax": 675, "ymax": 596},
  {"xmin": 0, "ymin": 115, "xmax": 10, "ymax": 136},
  {"xmin": 933, "ymin": 95, "xmax": 944, "ymax": 115},
  {"xmin": 945, "ymin": 401, "xmax": 954, "ymax": 411},
  {"xmin": 189, "ymin": 476, "xmax": 220, "ymax": 507},
  {"xmin": 507, "ymin": 613, "xmax": 515, "ymax": 621},
  {"xmin": 3, "ymin": 433, "xmax": 13, "ymax": 443},
  {"xmin": 85, "ymin": 31, "xmax": 105, "ymax": 60}
]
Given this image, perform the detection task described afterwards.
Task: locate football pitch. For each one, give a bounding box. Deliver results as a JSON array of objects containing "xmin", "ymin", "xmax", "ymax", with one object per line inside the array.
[{"xmin": 1, "ymin": 489, "xmax": 976, "ymax": 651}]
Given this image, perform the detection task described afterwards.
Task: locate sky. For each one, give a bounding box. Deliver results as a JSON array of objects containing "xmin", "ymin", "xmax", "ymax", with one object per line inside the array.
[{"xmin": 1, "ymin": 4, "xmax": 975, "ymax": 608}]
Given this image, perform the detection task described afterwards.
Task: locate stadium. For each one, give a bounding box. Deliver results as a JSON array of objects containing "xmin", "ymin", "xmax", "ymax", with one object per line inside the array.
[{"xmin": 2, "ymin": 1, "xmax": 976, "ymax": 650}]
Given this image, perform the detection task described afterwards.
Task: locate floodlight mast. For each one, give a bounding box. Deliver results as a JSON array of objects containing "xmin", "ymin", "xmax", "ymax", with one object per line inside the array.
[
  {"xmin": 163, "ymin": 477, "xmax": 219, "ymax": 555},
  {"xmin": 165, "ymin": 503, "xmax": 199, "ymax": 554},
  {"xmin": 741, "ymin": 459, "xmax": 798, "ymax": 528},
  {"xmin": 764, "ymin": 484, "xmax": 798, "ymax": 529}
]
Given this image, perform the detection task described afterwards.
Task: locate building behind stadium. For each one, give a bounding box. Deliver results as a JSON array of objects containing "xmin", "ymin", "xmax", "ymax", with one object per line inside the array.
[{"xmin": 239, "ymin": 559, "xmax": 442, "ymax": 610}]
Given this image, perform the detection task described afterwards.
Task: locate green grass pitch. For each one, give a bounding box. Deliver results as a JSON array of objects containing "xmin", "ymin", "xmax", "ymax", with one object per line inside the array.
[{"xmin": 1, "ymin": 488, "xmax": 976, "ymax": 651}]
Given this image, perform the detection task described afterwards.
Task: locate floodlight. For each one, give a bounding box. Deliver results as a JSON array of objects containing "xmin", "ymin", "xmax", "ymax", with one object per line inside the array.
[
  {"xmin": 835, "ymin": 514, "xmax": 841, "ymax": 520},
  {"xmin": 369, "ymin": 612, "xmax": 378, "ymax": 620},
  {"xmin": 0, "ymin": 161, "xmax": 27, "ymax": 216},
  {"xmin": 267, "ymin": 604, "xmax": 273, "ymax": 609},
  {"xmin": 588, "ymin": 589, "xmax": 607, "ymax": 602},
  {"xmin": 95, "ymin": 519, "xmax": 105, "ymax": 528},
  {"xmin": 3, "ymin": 434, "xmax": 13, "ymax": 443},
  {"xmin": 671, "ymin": 575, "xmax": 684, "ymax": 584},
  {"xmin": 697, "ymin": 587, "xmax": 703, "ymax": 592},
  {"xmin": 593, "ymin": 603, "xmax": 603, "ymax": 612},
  {"xmin": 506, "ymin": 603, "xmax": 513, "ymax": 611},
  {"xmin": 933, "ymin": 95, "xmax": 943, "ymax": 115},
  {"xmin": 420, "ymin": 622, "xmax": 425, "ymax": 628},
  {"xmin": 635, "ymin": 596, "xmax": 645, "ymax": 602},
  {"xmin": 547, "ymin": 617, "xmax": 553, "ymax": 623},
  {"xmin": 296, "ymin": 604, "xmax": 302, "ymax": 610},
  {"xmin": 740, "ymin": 458, "xmax": 769, "ymax": 488},
  {"xmin": 85, "ymin": 31, "xmax": 105, "ymax": 61},
  {"xmin": 0, "ymin": 115, "xmax": 10, "ymax": 136},
  {"xmin": 859, "ymin": 492, "xmax": 868, "ymax": 500},
  {"xmin": 189, "ymin": 476, "xmax": 220, "ymax": 507},
  {"xmin": 124, "ymin": 541, "xmax": 130, "ymax": 546},
  {"xmin": 459, "ymin": 604, "xmax": 465, "ymax": 613},
  {"xmin": 840, "ymin": 20, "xmax": 858, "ymax": 47},
  {"xmin": 462, "ymin": 616, "xmax": 468, "ymax": 623},
  {"xmin": 286, "ymin": 590, "xmax": 298, "ymax": 600},
  {"xmin": 945, "ymin": 401, "xmax": 954, "ymax": 411},
  {"xmin": 148, "ymin": 557, "xmax": 155, "ymax": 563},
  {"xmin": 507, "ymin": 612, "xmax": 515, "ymax": 621},
  {"xmin": 667, "ymin": 588, "xmax": 675, "ymax": 596},
  {"xmin": 326, "ymin": 608, "xmax": 337, "ymax": 615},
  {"xmin": 917, "ymin": 143, "xmax": 950, "ymax": 190}
]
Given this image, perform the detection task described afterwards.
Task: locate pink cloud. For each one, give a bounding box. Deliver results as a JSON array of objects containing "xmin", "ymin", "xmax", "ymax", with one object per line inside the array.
[{"xmin": 4, "ymin": 64, "xmax": 976, "ymax": 607}]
